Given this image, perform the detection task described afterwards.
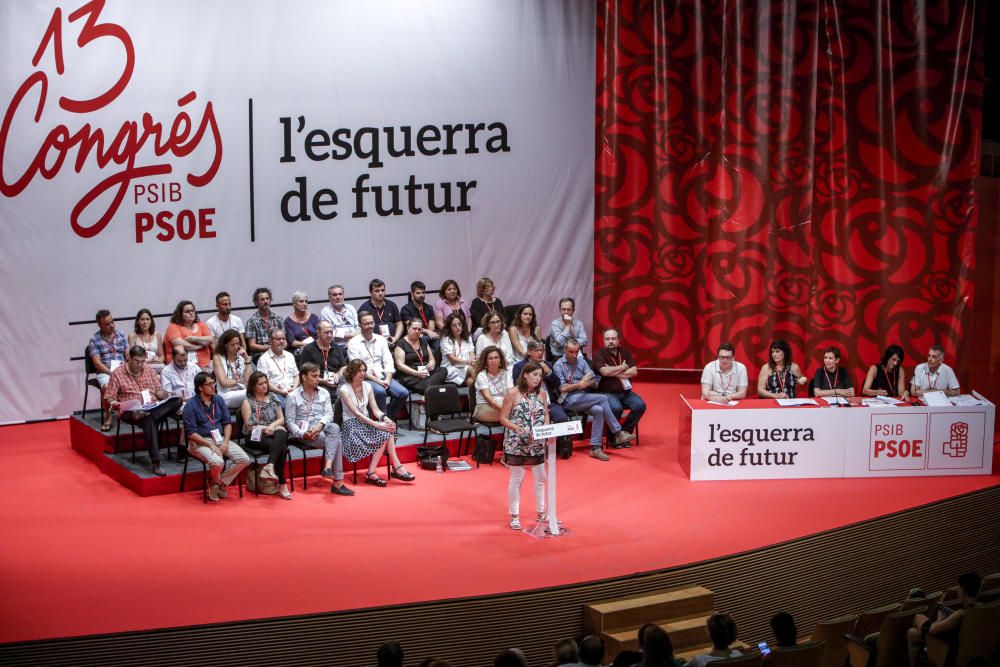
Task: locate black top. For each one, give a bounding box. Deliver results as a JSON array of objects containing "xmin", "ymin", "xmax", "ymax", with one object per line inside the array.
[
  {"xmin": 358, "ymin": 299, "xmax": 401, "ymax": 329},
  {"xmin": 299, "ymin": 341, "xmax": 347, "ymax": 374},
  {"xmin": 396, "ymin": 337, "xmax": 431, "ymax": 370},
  {"xmin": 869, "ymin": 364, "xmax": 902, "ymax": 397},
  {"xmin": 811, "ymin": 366, "xmax": 853, "ymax": 392},
  {"xmin": 400, "ymin": 302, "xmax": 435, "ymax": 329},
  {"xmin": 470, "ymin": 297, "xmax": 506, "ymax": 329}
]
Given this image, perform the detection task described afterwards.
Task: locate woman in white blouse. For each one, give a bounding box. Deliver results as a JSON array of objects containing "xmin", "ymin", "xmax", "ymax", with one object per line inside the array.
[
  {"xmin": 472, "ymin": 346, "xmax": 512, "ymax": 422},
  {"xmin": 440, "ymin": 312, "xmax": 475, "ymax": 387},
  {"xmin": 212, "ymin": 329, "xmax": 252, "ymax": 409},
  {"xmin": 475, "ymin": 312, "xmax": 516, "ymax": 367}
]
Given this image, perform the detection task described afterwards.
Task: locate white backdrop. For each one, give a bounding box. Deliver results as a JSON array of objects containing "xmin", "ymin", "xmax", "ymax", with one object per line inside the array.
[{"xmin": 0, "ymin": 0, "xmax": 595, "ymax": 423}]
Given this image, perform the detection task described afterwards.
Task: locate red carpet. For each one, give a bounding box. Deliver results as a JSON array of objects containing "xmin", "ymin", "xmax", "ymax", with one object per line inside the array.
[{"xmin": 1, "ymin": 382, "xmax": 997, "ymax": 643}]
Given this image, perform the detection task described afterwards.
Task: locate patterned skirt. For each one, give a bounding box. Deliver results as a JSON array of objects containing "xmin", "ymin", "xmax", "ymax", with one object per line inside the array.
[{"xmin": 342, "ymin": 418, "xmax": 391, "ymax": 463}]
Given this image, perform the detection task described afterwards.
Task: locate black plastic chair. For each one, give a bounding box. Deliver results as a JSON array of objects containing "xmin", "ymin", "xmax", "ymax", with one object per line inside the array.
[
  {"xmin": 467, "ymin": 385, "xmax": 500, "ymax": 457},
  {"xmin": 179, "ymin": 431, "xmax": 244, "ymax": 503},
  {"xmin": 82, "ymin": 347, "xmax": 103, "ymax": 419},
  {"xmin": 423, "ymin": 385, "xmax": 475, "ymax": 453}
]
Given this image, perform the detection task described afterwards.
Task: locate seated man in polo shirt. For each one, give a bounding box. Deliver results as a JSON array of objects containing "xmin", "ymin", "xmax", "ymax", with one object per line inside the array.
[
  {"xmin": 347, "ymin": 312, "xmax": 409, "ymax": 421},
  {"xmin": 592, "ymin": 328, "xmax": 646, "ymax": 440},
  {"xmin": 88, "ymin": 308, "xmax": 129, "ymax": 431},
  {"xmin": 183, "ymin": 371, "xmax": 250, "ymax": 502},
  {"xmin": 911, "ymin": 344, "xmax": 961, "ymax": 398},
  {"xmin": 700, "ymin": 342, "xmax": 749, "ymax": 402},
  {"xmin": 299, "ymin": 320, "xmax": 348, "ymax": 398},
  {"xmin": 357, "ymin": 278, "xmax": 402, "ymax": 345},
  {"xmin": 106, "ymin": 346, "xmax": 182, "ymax": 476}
]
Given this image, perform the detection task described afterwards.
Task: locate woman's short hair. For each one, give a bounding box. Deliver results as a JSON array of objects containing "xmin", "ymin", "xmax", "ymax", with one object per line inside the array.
[
  {"xmin": 344, "ymin": 359, "xmax": 367, "ymax": 382},
  {"xmin": 476, "ymin": 277, "xmax": 495, "ymax": 298},
  {"xmin": 516, "ymin": 361, "xmax": 544, "ymax": 393},
  {"xmin": 215, "ymin": 329, "xmax": 241, "ymax": 356},
  {"xmin": 292, "ymin": 290, "xmax": 308, "ymax": 303},
  {"xmin": 880, "ymin": 344, "xmax": 905, "ymax": 367},
  {"xmin": 439, "ymin": 279, "xmax": 461, "ymax": 299},
  {"xmin": 133, "ymin": 308, "xmax": 156, "ymax": 334},
  {"xmin": 246, "ymin": 371, "xmax": 269, "ymax": 396}
]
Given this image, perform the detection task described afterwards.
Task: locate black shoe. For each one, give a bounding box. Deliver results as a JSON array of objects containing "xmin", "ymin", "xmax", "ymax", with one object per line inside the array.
[
  {"xmin": 152, "ymin": 464, "xmax": 166, "ymax": 476},
  {"xmin": 330, "ymin": 484, "xmax": 355, "ymax": 496},
  {"xmin": 320, "ymin": 468, "xmax": 334, "ymax": 478},
  {"xmin": 391, "ymin": 465, "xmax": 415, "ymax": 481}
]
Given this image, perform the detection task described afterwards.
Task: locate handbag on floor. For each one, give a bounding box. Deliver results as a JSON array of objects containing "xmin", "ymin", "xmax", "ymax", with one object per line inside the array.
[
  {"xmin": 417, "ymin": 444, "xmax": 449, "ymax": 470},
  {"xmin": 472, "ymin": 434, "xmax": 497, "ymax": 465},
  {"xmin": 246, "ymin": 466, "xmax": 278, "ymax": 495},
  {"xmin": 557, "ymin": 435, "xmax": 573, "ymax": 459}
]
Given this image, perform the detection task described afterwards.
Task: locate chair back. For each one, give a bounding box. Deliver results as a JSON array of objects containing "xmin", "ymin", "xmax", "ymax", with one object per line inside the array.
[
  {"xmin": 975, "ymin": 586, "xmax": 1000, "ymax": 603},
  {"xmin": 901, "ymin": 591, "xmax": 941, "ymax": 618},
  {"xmin": 424, "ymin": 385, "xmax": 462, "ymax": 420},
  {"xmin": 871, "ymin": 606, "xmax": 925, "ymax": 667},
  {"xmin": 810, "ymin": 614, "xmax": 857, "ymax": 667},
  {"xmin": 84, "ymin": 346, "xmax": 98, "ymax": 375},
  {"xmin": 765, "ymin": 640, "xmax": 825, "ymax": 667},
  {"xmin": 980, "ymin": 572, "xmax": 1000, "ymax": 590},
  {"xmin": 951, "ymin": 600, "xmax": 1000, "ymax": 666},
  {"xmin": 712, "ymin": 651, "xmax": 763, "ymax": 665},
  {"xmin": 503, "ymin": 304, "xmax": 526, "ymax": 329},
  {"xmin": 853, "ymin": 602, "xmax": 901, "ymax": 637}
]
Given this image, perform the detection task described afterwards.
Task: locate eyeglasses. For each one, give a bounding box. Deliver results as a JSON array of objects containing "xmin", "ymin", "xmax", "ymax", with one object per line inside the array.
[{"xmin": 718, "ymin": 354, "xmax": 734, "ymax": 361}]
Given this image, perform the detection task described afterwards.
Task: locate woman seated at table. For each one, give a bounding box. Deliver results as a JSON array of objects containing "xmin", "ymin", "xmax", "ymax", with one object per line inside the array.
[
  {"xmin": 473, "ymin": 345, "xmax": 513, "ymax": 422},
  {"xmin": 284, "ymin": 290, "xmax": 321, "ymax": 354},
  {"xmin": 475, "ymin": 312, "xmax": 516, "ymax": 366},
  {"xmin": 128, "ymin": 308, "xmax": 164, "ymax": 373},
  {"xmin": 338, "ymin": 360, "xmax": 415, "ymax": 487},
  {"xmin": 469, "ymin": 276, "xmax": 505, "ymax": 331},
  {"xmin": 757, "ymin": 339, "xmax": 807, "ymax": 398},
  {"xmin": 433, "ymin": 279, "xmax": 470, "ymax": 331},
  {"xmin": 810, "ymin": 345, "xmax": 855, "ymax": 399},
  {"xmin": 394, "ymin": 319, "xmax": 448, "ymax": 394},
  {"xmin": 213, "ymin": 329, "xmax": 253, "ymax": 409},
  {"xmin": 165, "ymin": 300, "xmax": 215, "ymax": 369},
  {"xmin": 240, "ymin": 371, "xmax": 291, "ymax": 500},
  {"xmin": 440, "ymin": 312, "xmax": 475, "ymax": 387},
  {"xmin": 862, "ymin": 344, "xmax": 909, "ymax": 400},
  {"xmin": 508, "ymin": 303, "xmax": 540, "ymax": 362}
]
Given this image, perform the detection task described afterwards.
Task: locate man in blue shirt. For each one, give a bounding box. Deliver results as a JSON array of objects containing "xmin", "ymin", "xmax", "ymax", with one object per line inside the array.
[
  {"xmin": 553, "ymin": 339, "xmax": 634, "ymax": 460},
  {"xmin": 183, "ymin": 371, "xmax": 250, "ymax": 501}
]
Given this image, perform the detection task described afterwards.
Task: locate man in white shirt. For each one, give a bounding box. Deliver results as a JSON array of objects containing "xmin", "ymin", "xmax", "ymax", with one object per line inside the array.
[
  {"xmin": 319, "ymin": 284, "xmax": 360, "ymax": 349},
  {"xmin": 700, "ymin": 343, "xmax": 749, "ymax": 401},
  {"xmin": 256, "ymin": 328, "xmax": 300, "ymax": 406},
  {"xmin": 912, "ymin": 344, "xmax": 960, "ymax": 398},
  {"xmin": 205, "ymin": 291, "xmax": 246, "ymax": 349},
  {"xmin": 347, "ymin": 312, "xmax": 409, "ymax": 420},
  {"xmin": 160, "ymin": 345, "xmax": 199, "ymax": 404}
]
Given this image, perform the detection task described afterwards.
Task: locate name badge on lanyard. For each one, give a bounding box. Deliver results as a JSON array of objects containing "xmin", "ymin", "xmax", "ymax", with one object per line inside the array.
[
  {"xmin": 210, "ymin": 428, "xmax": 224, "ymax": 445},
  {"xmin": 140, "ymin": 389, "xmax": 153, "ymax": 405},
  {"xmin": 250, "ymin": 425, "xmax": 264, "ymax": 442},
  {"xmin": 620, "ymin": 378, "xmax": 632, "ymax": 391},
  {"xmin": 379, "ymin": 324, "xmax": 390, "ymax": 337}
]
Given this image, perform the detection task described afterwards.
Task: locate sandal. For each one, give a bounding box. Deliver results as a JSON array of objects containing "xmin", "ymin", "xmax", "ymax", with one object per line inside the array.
[
  {"xmin": 390, "ymin": 464, "xmax": 415, "ymax": 481},
  {"xmin": 365, "ymin": 472, "xmax": 387, "ymax": 487},
  {"xmin": 260, "ymin": 465, "xmax": 278, "ymax": 480},
  {"xmin": 100, "ymin": 418, "xmax": 112, "ymax": 432},
  {"xmin": 509, "ymin": 515, "xmax": 521, "ymax": 530}
]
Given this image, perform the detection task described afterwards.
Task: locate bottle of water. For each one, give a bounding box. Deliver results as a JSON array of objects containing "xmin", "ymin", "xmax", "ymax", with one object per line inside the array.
[{"xmin": 435, "ymin": 456, "xmax": 443, "ymax": 473}]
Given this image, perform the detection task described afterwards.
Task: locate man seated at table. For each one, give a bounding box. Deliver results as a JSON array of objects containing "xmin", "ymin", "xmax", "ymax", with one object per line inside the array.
[
  {"xmin": 88, "ymin": 309, "xmax": 129, "ymax": 431},
  {"xmin": 911, "ymin": 344, "xmax": 961, "ymax": 398},
  {"xmin": 299, "ymin": 320, "xmax": 348, "ymax": 398},
  {"xmin": 554, "ymin": 339, "xmax": 634, "ymax": 460},
  {"xmin": 811, "ymin": 346, "xmax": 855, "ymax": 399},
  {"xmin": 106, "ymin": 346, "xmax": 182, "ymax": 476},
  {"xmin": 319, "ymin": 284, "xmax": 360, "ymax": 350},
  {"xmin": 592, "ymin": 328, "xmax": 646, "ymax": 440},
  {"xmin": 256, "ymin": 328, "xmax": 300, "ymax": 406},
  {"xmin": 205, "ymin": 291, "xmax": 246, "ymax": 350},
  {"xmin": 400, "ymin": 280, "xmax": 440, "ymax": 349},
  {"xmin": 700, "ymin": 342, "xmax": 749, "ymax": 402},
  {"xmin": 245, "ymin": 287, "xmax": 284, "ymax": 358},
  {"xmin": 183, "ymin": 371, "xmax": 250, "ymax": 501},
  {"xmin": 549, "ymin": 297, "xmax": 589, "ymax": 358},
  {"xmin": 512, "ymin": 339, "xmax": 568, "ymax": 424},
  {"xmin": 160, "ymin": 344, "xmax": 200, "ymax": 405},
  {"xmin": 347, "ymin": 312, "xmax": 409, "ymax": 421},
  {"xmin": 357, "ymin": 278, "xmax": 402, "ymax": 345}
]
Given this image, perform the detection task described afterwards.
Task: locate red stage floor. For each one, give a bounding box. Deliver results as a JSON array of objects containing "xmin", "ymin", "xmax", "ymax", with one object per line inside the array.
[{"xmin": 1, "ymin": 382, "xmax": 997, "ymax": 644}]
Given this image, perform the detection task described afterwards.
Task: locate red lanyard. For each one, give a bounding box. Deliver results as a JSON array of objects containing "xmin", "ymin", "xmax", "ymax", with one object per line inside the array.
[
  {"xmin": 775, "ymin": 367, "xmax": 786, "ymax": 394},
  {"xmin": 413, "ymin": 341, "xmax": 425, "ymax": 366},
  {"xmin": 881, "ymin": 366, "xmax": 897, "ymax": 396},
  {"xmin": 321, "ymin": 347, "xmax": 330, "ymax": 370},
  {"xmin": 717, "ymin": 364, "xmax": 733, "ymax": 392},
  {"xmin": 824, "ymin": 368, "xmax": 838, "ymax": 390},
  {"xmin": 201, "ymin": 398, "xmax": 217, "ymax": 425},
  {"xmin": 252, "ymin": 398, "xmax": 266, "ymax": 424},
  {"xmin": 417, "ymin": 306, "xmax": 428, "ymax": 327},
  {"xmin": 303, "ymin": 390, "xmax": 316, "ymax": 416},
  {"xmin": 928, "ymin": 369, "xmax": 939, "ymax": 389},
  {"xmin": 372, "ymin": 304, "xmax": 385, "ymax": 324},
  {"xmin": 484, "ymin": 300, "xmax": 496, "ymax": 314}
]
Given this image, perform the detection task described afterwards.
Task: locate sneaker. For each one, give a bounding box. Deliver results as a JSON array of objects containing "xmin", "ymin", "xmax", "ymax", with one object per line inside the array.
[
  {"xmin": 207, "ymin": 483, "xmax": 219, "ymax": 502},
  {"xmin": 216, "ymin": 482, "xmax": 228, "ymax": 499},
  {"xmin": 152, "ymin": 463, "xmax": 166, "ymax": 476},
  {"xmin": 590, "ymin": 448, "xmax": 610, "ymax": 461},
  {"xmin": 320, "ymin": 468, "xmax": 334, "ymax": 478},
  {"xmin": 614, "ymin": 430, "xmax": 635, "ymax": 446}
]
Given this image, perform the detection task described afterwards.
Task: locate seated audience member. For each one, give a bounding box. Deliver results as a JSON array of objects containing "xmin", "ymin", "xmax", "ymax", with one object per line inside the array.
[
  {"xmin": 701, "ymin": 342, "xmax": 749, "ymax": 401},
  {"xmin": 338, "ymin": 360, "xmax": 415, "ymax": 487},
  {"xmin": 284, "ymin": 290, "xmax": 321, "ymax": 354},
  {"xmin": 128, "ymin": 308, "xmax": 164, "ymax": 373},
  {"xmin": 212, "ymin": 330, "xmax": 252, "ymax": 409},
  {"xmin": 494, "ymin": 648, "xmax": 528, "ymax": 667},
  {"xmin": 512, "ymin": 340, "xmax": 570, "ymax": 424},
  {"xmin": 911, "ymin": 344, "xmax": 961, "ymax": 398},
  {"xmin": 106, "ymin": 346, "xmax": 182, "ymax": 475},
  {"xmin": 441, "ymin": 312, "xmax": 476, "ymax": 387},
  {"xmin": 476, "ymin": 312, "xmax": 516, "ymax": 366},
  {"xmin": 285, "ymin": 363, "xmax": 352, "ymax": 496},
  {"xmin": 400, "ymin": 281, "xmax": 440, "ymax": 347},
  {"xmin": 508, "ymin": 303, "xmax": 541, "ymax": 362},
  {"xmin": 347, "ymin": 312, "xmax": 409, "ymax": 420},
  {"xmin": 593, "ymin": 328, "xmax": 646, "ymax": 439},
  {"xmin": 245, "ymin": 287, "xmax": 284, "ymax": 357},
  {"xmin": 376, "ymin": 641, "xmax": 404, "ymax": 667},
  {"xmin": 161, "ymin": 345, "xmax": 200, "ymax": 404},
  {"xmin": 164, "ymin": 300, "xmax": 215, "ymax": 369},
  {"xmin": 683, "ymin": 613, "xmax": 742, "ymax": 666},
  {"xmin": 573, "ymin": 635, "xmax": 606, "ymax": 667},
  {"xmin": 757, "ymin": 339, "xmax": 807, "ymax": 398},
  {"xmin": 907, "ymin": 572, "xmax": 981, "ymax": 664},
  {"xmin": 299, "ymin": 320, "xmax": 348, "ymax": 396},
  {"xmin": 319, "ymin": 284, "xmax": 360, "ymax": 349},
  {"xmin": 811, "ymin": 346, "xmax": 855, "ymax": 398},
  {"xmin": 205, "ymin": 291, "xmax": 246, "ymax": 349},
  {"xmin": 394, "ymin": 319, "xmax": 448, "ymax": 394},
  {"xmin": 469, "ymin": 276, "xmax": 505, "ymax": 332},
  {"xmin": 862, "ymin": 344, "xmax": 909, "ymax": 399},
  {"xmin": 434, "ymin": 278, "xmax": 470, "ymax": 330},
  {"xmin": 768, "ymin": 611, "xmax": 798, "ymax": 652},
  {"xmin": 611, "ymin": 652, "xmax": 643, "ymax": 667},
  {"xmin": 358, "ymin": 278, "xmax": 402, "ymax": 344},
  {"xmin": 256, "ymin": 328, "xmax": 299, "ymax": 406},
  {"xmin": 555, "ymin": 339, "xmax": 634, "ymax": 460},
  {"xmin": 551, "ymin": 638, "xmax": 579, "ymax": 666},
  {"xmin": 183, "ymin": 371, "xmax": 250, "ymax": 501},
  {"xmin": 418, "ymin": 660, "xmax": 453, "ymax": 667},
  {"xmin": 549, "ymin": 297, "xmax": 589, "ymax": 358},
  {"xmin": 240, "ymin": 371, "xmax": 292, "ymax": 500},
  {"xmin": 88, "ymin": 309, "xmax": 129, "ymax": 431},
  {"xmin": 473, "ymin": 346, "xmax": 513, "ymax": 422},
  {"xmin": 639, "ymin": 625, "xmax": 682, "ymax": 667}
]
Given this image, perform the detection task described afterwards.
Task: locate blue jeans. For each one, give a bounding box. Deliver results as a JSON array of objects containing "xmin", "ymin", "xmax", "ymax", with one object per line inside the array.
[
  {"xmin": 367, "ymin": 378, "xmax": 409, "ymax": 420},
  {"xmin": 561, "ymin": 392, "xmax": 621, "ymax": 448},
  {"xmin": 603, "ymin": 390, "xmax": 646, "ymax": 432}
]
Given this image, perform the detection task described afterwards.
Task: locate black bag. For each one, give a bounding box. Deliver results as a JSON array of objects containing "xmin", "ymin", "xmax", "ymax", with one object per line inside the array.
[
  {"xmin": 557, "ymin": 435, "xmax": 573, "ymax": 459},
  {"xmin": 417, "ymin": 444, "xmax": 449, "ymax": 470},
  {"xmin": 472, "ymin": 434, "xmax": 497, "ymax": 465}
]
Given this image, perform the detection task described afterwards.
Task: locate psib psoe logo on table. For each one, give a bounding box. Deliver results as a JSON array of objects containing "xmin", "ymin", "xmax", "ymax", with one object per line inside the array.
[
  {"xmin": 0, "ymin": 0, "xmax": 223, "ymax": 244},
  {"xmin": 870, "ymin": 413, "xmax": 927, "ymax": 471}
]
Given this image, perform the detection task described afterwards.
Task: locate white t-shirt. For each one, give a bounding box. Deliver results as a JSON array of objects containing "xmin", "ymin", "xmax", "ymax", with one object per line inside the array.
[
  {"xmin": 912, "ymin": 362, "xmax": 960, "ymax": 391},
  {"xmin": 205, "ymin": 313, "xmax": 245, "ymax": 338},
  {"xmin": 257, "ymin": 349, "xmax": 299, "ymax": 391},
  {"xmin": 474, "ymin": 369, "xmax": 513, "ymax": 404},
  {"xmin": 700, "ymin": 360, "xmax": 748, "ymax": 396}
]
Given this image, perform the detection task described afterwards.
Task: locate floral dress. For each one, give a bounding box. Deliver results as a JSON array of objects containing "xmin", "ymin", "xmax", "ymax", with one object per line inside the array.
[{"xmin": 502, "ymin": 391, "xmax": 546, "ymax": 465}]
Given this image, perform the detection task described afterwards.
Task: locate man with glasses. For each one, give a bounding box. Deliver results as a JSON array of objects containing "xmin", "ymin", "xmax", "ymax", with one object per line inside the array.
[
  {"xmin": 319, "ymin": 284, "xmax": 360, "ymax": 350},
  {"xmin": 700, "ymin": 342, "xmax": 748, "ymax": 402}
]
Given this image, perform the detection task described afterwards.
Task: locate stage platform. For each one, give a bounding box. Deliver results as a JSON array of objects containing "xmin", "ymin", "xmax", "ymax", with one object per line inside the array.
[{"xmin": 2, "ymin": 382, "xmax": 999, "ymax": 660}]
